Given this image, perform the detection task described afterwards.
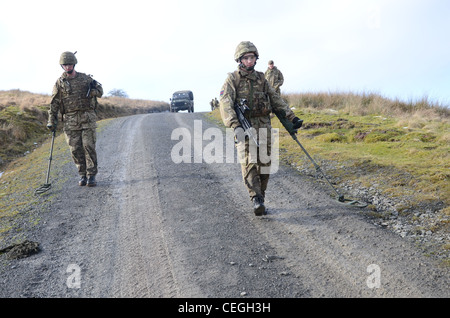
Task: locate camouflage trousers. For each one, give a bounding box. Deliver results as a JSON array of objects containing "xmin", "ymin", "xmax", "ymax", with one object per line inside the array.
[
  {"xmin": 235, "ymin": 116, "xmax": 272, "ymax": 201},
  {"xmin": 64, "ymin": 128, "xmax": 98, "ymax": 177}
]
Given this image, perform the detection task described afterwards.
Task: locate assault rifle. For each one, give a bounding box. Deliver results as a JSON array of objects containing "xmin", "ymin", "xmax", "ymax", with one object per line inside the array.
[
  {"xmin": 86, "ymin": 80, "xmax": 98, "ymax": 98},
  {"xmin": 234, "ymin": 99, "xmax": 259, "ymax": 147}
]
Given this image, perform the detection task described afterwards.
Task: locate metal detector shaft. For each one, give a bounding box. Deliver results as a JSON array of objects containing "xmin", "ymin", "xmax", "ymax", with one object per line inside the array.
[
  {"xmin": 291, "ymin": 135, "xmax": 344, "ymax": 202},
  {"xmin": 45, "ymin": 130, "xmax": 56, "ymax": 184}
]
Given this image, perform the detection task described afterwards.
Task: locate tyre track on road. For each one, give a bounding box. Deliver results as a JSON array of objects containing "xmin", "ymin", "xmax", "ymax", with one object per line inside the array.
[{"xmin": 93, "ymin": 114, "xmax": 180, "ymax": 297}]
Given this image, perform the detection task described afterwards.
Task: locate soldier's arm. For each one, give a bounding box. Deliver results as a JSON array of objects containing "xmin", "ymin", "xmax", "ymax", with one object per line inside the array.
[
  {"xmin": 266, "ymin": 80, "xmax": 295, "ymax": 121},
  {"xmin": 277, "ymin": 70, "xmax": 284, "ymax": 87},
  {"xmin": 219, "ymin": 74, "xmax": 240, "ymax": 129},
  {"xmin": 48, "ymin": 82, "xmax": 61, "ymax": 126},
  {"xmin": 94, "ymin": 80, "xmax": 103, "ymax": 98}
]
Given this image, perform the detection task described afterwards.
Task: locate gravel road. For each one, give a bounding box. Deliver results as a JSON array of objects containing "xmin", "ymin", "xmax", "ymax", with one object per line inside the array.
[{"xmin": 0, "ymin": 112, "xmax": 448, "ymax": 298}]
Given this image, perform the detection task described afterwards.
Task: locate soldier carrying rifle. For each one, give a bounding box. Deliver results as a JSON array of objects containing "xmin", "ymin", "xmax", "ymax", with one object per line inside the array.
[
  {"xmin": 47, "ymin": 51, "xmax": 103, "ymax": 187},
  {"xmin": 219, "ymin": 41, "xmax": 302, "ymax": 216}
]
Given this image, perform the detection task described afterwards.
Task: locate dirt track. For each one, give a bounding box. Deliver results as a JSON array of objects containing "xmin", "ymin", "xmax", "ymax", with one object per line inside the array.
[{"xmin": 0, "ymin": 112, "xmax": 448, "ymax": 298}]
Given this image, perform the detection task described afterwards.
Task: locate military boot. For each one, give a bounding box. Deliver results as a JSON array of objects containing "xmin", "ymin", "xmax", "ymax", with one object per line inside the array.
[
  {"xmin": 79, "ymin": 176, "xmax": 87, "ymax": 186},
  {"xmin": 252, "ymin": 196, "xmax": 265, "ymax": 216},
  {"xmin": 86, "ymin": 175, "xmax": 97, "ymax": 187}
]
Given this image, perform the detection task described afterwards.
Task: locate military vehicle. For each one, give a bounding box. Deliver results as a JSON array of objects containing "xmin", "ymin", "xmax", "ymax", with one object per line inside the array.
[{"xmin": 170, "ymin": 90, "xmax": 194, "ymax": 112}]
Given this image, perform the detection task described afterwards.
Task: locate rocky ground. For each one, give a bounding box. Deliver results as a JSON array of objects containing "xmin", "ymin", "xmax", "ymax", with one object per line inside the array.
[{"xmin": 289, "ymin": 158, "xmax": 449, "ymax": 264}]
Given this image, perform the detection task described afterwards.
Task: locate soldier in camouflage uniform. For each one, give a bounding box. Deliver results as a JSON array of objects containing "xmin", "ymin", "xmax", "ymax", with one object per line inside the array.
[
  {"xmin": 219, "ymin": 41, "xmax": 302, "ymax": 216},
  {"xmin": 210, "ymin": 98, "xmax": 220, "ymax": 110},
  {"xmin": 47, "ymin": 51, "xmax": 103, "ymax": 187},
  {"xmin": 214, "ymin": 97, "xmax": 219, "ymax": 110},
  {"xmin": 265, "ymin": 60, "xmax": 284, "ymax": 96}
]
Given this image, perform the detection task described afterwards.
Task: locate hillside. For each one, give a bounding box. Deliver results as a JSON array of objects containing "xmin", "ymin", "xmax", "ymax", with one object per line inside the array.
[{"xmin": 0, "ymin": 89, "xmax": 169, "ymax": 169}]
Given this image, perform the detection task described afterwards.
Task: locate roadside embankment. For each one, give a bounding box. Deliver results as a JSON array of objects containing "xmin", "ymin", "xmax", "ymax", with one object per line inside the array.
[{"xmin": 209, "ymin": 92, "xmax": 449, "ymax": 264}]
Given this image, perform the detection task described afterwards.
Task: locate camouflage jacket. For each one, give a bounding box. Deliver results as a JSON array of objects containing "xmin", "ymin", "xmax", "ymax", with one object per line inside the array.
[
  {"xmin": 48, "ymin": 72, "xmax": 103, "ymax": 131},
  {"xmin": 264, "ymin": 66, "xmax": 284, "ymax": 92},
  {"xmin": 219, "ymin": 67, "xmax": 294, "ymax": 129}
]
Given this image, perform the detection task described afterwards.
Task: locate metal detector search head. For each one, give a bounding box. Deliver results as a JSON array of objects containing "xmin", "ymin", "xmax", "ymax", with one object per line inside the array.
[
  {"xmin": 35, "ymin": 131, "xmax": 56, "ymax": 195},
  {"xmin": 35, "ymin": 183, "xmax": 51, "ymax": 195}
]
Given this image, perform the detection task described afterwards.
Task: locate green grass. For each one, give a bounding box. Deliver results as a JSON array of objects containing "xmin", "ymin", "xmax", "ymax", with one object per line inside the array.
[
  {"xmin": 273, "ymin": 108, "xmax": 449, "ymax": 205},
  {"xmin": 0, "ymin": 132, "xmax": 64, "ymax": 245}
]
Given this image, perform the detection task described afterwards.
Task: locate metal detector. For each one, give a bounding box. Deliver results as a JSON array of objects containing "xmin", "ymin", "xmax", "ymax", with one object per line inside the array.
[
  {"xmin": 291, "ymin": 134, "xmax": 368, "ymax": 208},
  {"xmin": 35, "ymin": 130, "xmax": 56, "ymax": 195}
]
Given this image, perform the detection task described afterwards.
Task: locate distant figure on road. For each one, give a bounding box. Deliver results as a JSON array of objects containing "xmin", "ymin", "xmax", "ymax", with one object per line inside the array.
[
  {"xmin": 210, "ymin": 97, "xmax": 219, "ymax": 111},
  {"xmin": 219, "ymin": 41, "xmax": 303, "ymax": 216},
  {"xmin": 264, "ymin": 60, "xmax": 284, "ymax": 96},
  {"xmin": 47, "ymin": 51, "xmax": 103, "ymax": 187}
]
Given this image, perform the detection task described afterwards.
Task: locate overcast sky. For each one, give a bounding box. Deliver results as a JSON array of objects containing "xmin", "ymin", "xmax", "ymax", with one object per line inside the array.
[{"xmin": 1, "ymin": 0, "xmax": 449, "ymax": 112}]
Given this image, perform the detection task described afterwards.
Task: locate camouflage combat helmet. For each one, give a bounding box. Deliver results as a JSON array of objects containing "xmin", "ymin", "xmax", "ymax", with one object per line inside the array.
[
  {"xmin": 234, "ymin": 41, "xmax": 259, "ymax": 62},
  {"xmin": 59, "ymin": 51, "xmax": 77, "ymax": 65}
]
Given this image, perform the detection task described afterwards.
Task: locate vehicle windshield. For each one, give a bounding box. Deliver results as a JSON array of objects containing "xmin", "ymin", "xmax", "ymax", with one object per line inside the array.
[{"xmin": 173, "ymin": 92, "xmax": 189, "ymax": 99}]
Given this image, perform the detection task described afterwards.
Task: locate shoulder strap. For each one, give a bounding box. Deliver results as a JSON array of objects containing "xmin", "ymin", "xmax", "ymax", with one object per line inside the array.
[
  {"xmin": 58, "ymin": 76, "xmax": 65, "ymax": 87},
  {"xmin": 232, "ymin": 70, "xmax": 241, "ymax": 89}
]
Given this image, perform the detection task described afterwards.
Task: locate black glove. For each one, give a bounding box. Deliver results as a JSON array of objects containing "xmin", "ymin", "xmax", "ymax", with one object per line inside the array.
[{"xmin": 292, "ymin": 117, "xmax": 303, "ymax": 130}]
